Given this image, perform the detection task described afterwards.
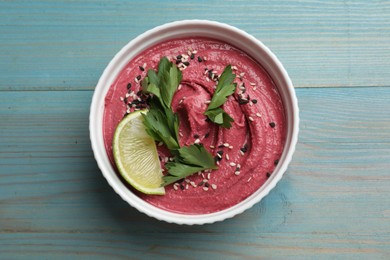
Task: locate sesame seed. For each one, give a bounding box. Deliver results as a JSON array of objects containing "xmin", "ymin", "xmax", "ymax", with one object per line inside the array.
[
  {"xmin": 210, "ymin": 145, "xmax": 215, "ymax": 149},
  {"xmin": 269, "ymin": 122, "xmax": 276, "ymax": 128},
  {"xmin": 193, "ymin": 134, "xmax": 200, "ymax": 138},
  {"xmin": 256, "ymin": 113, "xmax": 262, "ymax": 117},
  {"xmin": 229, "ymin": 145, "xmax": 233, "ymax": 149},
  {"xmin": 274, "ymin": 159, "xmax": 279, "ymax": 165},
  {"xmin": 249, "ymin": 116, "xmax": 254, "ymax": 122},
  {"xmin": 173, "ymin": 184, "xmax": 178, "ymax": 190},
  {"xmin": 253, "ymin": 87, "xmax": 257, "ymax": 91},
  {"xmin": 136, "ymin": 75, "xmax": 141, "ymax": 81},
  {"xmin": 179, "ymin": 132, "xmax": 183, "ymax": 137},
  {"xmin": 203, "ymin": 56, "xmax": 207, "ymax": 61},
  {"xmin": 190, "ymin": 181, "xmax": 197, "ymax": 187},
  {"xmin": 237, "ymin": 164, "xmax": 241, "ymax": 168},
  {"xmin": 192, "ymin": 50, "xmax": 198, "ymax": 54},
  {"xmin": 240, "ymin": 72, "xmax": 245, "ymax": 77},
  {"xmin": 216, "ymin": 153, "xmax": 222, "ymax": 159},
  {"xmin": 247, "ymin": 177, "xmax": 252, "ymax": 182},
  {"xmin": 225, "ymin": 154, "xmax": 230, "ymax": 160},
  {"xmin": 211, "ymin": 184, "xmax": 217, "ymax": 190},
  {"xmin": 204, "ymin": 100, "xmax": 211, "ymax": 104},
  {"xmin": 240, "ymin": 150, "xmax": 245, "ymax": 155},
  {"xmin": 186, "ymin": 184, "xmax": 189, "ymax": 189},
  {"xmin": 207, "ymin": 173, "xmax": 211, "ymax": 179},
  {"xmin": 266, "ymin": 172, "xmax": 271, "ymax": 178},
  {"xmin": 190, "ymin": 53, "xmax": 195, "ymax": 59},
  {"xmin": 194, "ymin": 138, "xmax": 201, "ymax": 144},
  {"xmin": 178, "ymin": 84, "xmax": 182, "ymax": 90},
  {"xmin": 183, "ymin": 61, "xmax": 190, "ymax": 66},
  {"xmin": 127, "ymin": 83, "xmax": 132, "ymax": 89},
  {"xmin": 187, "ymin": 50, "xmax": 192, "ymax": 56},
  {"xmin": 231, "ymin": 66, "xmax": 238, "ymax": 70},
  {"xmin": 230, "ymin": 162, "xmax": 236, "ymax": 167},
  {"xmin": 176, "ymin": 54, "xmax": 182, "ymax": 59},
  {"xmin": 204, "ymin": 182, "xmax": 209, "ymax": 188},
  {"xmin": 180, "ymin": 184, "xmax": 185, "ymax": 190},
  {"xmin": 139, "ymin": 66, "xmax": 144, "ymax": 71},
  {"xmin": 235, "ymin": 171, "xmax": 240, "ymax": 175},
  {"xmin": 120, "ymin": 97, "xmax": 124, "ymax": 101},
  {"xmin": 203, "ymin": 187, "xmax": 209, "ymax": 191},
  {"xmin": 224, "ymin": 143, "xmax": 229, "ymax": 147}
]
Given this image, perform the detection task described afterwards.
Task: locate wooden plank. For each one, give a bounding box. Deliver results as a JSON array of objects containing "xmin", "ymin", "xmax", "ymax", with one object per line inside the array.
[
  {"xmin": 0, "ymin": 87, "xmax": 389, "ymax": 258},
  {"xmin": 0, "ymin": 0, "xmax": 389, "ymax": 90}
]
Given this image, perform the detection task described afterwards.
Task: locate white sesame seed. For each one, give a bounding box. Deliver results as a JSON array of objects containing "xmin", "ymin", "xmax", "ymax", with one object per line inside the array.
[
  {"xmin": 169, "ymin": 157, "xmax": 174, "ymax": 162},
  {"xmin": 134, "ymin": 108, "xmax": 140, "ymax": 111},
  {"xmin": 203, "ymin": 56, "xmax": 207, "ymax": 61},
  {"xmin": 164, "ymin": 157, "xmax": 169, "ymax": 163},
  {"xmin": 231, "ymin": 66, "xmax": 238, "ymax": 70},
  {"xmin": 178, "ymin": 84, "xmax": 182, "ymax": 90},
  {"xmin": 182, "ymin": 54, "xmax": 189, "ymax": 59},
  {"xmin": 210, "ymin": 145, "xmax": 215, "ymax": 149},
  {"xmin": 256, "ymin": 113, "xmax": 262, "ymax": 117},
  {"xmin": 186, "ymin": 184, "xmax": 189, "ymax": 189},
  {"xmin": 125, "ymin": 93, "xmax": 130, "ymax": 98},
  {"xmin": 249, "ymin": 116, "xmax": 254, "ymax": 122},
  {"xmin": 135, "ymin": 78, "xmax": 139, "ymax": 83},
  {"xmin": 217, "ymin": 153, "xmax": 222, "ymax": 159},
  {"xmin": 237, "ymin": 164, "xmax": 241, "ymax": 168},
  {"xmin": 201, "ymin": 173, "xmax": 205, "ymax": 179},
  {"xmin": 206, "ymin": 77, "xmax": 210, "ymax": 82},
  {"xmin": 225, "ymin": 154, "xmax": 230, "ymax": 160},
  {"xmin": 192, "ymin": 50, "xmax": 198, "ymax": 54},
  {"xmin": 194, "ymin": 138, "xmax": 201, "ymax": 144},
  {"xmin": 250, "ymin": 82, "xmax": 256, "ymax": 86},
  {"xmin": 204, "ymin": 100, "xmax": 211, "ymax": 104},
  {"xmin": 216, "ymin": 161, "xmax": 220, "ymax": 165},
  {"xmin": 173, "ymin": 185, "xmax": 178, "ymax": 190},
  {"xmin": 126, "ymin": 108, "xmax": 130, "ymax": 113},
  {"xmin": 120, "ymin": 97, "xmax": 124, "ymax": 101},
  {"xmin": 203, "ymin": 187, "xmax": 209, "ymax": 191},
  {"xmin": 230, "ymin": 162, "xmax": 236, "ymax": 167},
  {"xmin": 235, "ymin": 171, "xmax": 241, "ymax": 175},
  {"xmin": 239, "ymin": 84, "xmax": 246, "ymax": 90},
  {"xmin": 207, "ymin": 173, "xmax": 211, "ymax": 180},
  {"xmin": 240, "ymin": 72, "xmax": 245, "ymax": 77},
  {"xmin": 253, "ymin": 87, "xmax": 257, "ymax": 91},
  {"xmin": 143, "ymin": 62, "xmax": 147, "ymax": 68},
  {"xmin": 190, "ymin": 181, "xmax": 197, "ymax": 187},
  {"xmin": 197, "ymin": 171, "xmax": 202, "ymax": 175},
  {"xmin": 229, "ymin": 145, "xmax": 233, "ymax": 149},
  {"xmin": 247, "ymin": 177, "xmax": 252, "ymax": 182},
  {"xmin": 224, "ymin": 143, "xmax": 229, "ymax": 147},
  {"xmin": 240, "ymin": 150, "xmax": 245, "ymax": 155},
  {"xmin": 211, "ymin": 184, "xmax": 217, "ymax": 190},
  {"xmin": 185, "ymin": 179, "xmax": 190, "ymax": 183},
  {"xmin": 187, "ymin": 50, "xmax": 192, "ymax": 56},
  {"xmin": 203, "ymin": 179, "xmax": 208, "ymax": 183},
  {"xmin": 249, "ymin": 101, "xmax": 253, "ymax": 107},
  {"xmin": 179, "ymin": 132, "xmax": 183, "ymax": 137},
  {"xmin": 179, "ymin": 99, "xmax": 184, "ymax": 104}
]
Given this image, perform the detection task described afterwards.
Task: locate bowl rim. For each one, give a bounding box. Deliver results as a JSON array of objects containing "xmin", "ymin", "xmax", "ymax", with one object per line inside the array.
[{"xmin": 90, "ymin": 19, "xmax": 299, "ymax": 225}]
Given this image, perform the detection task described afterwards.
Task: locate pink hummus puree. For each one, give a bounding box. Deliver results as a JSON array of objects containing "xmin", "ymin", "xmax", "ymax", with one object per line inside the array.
[{"xmin": 103, "ymin": 37, "xmax": 286, "ymax": 214}]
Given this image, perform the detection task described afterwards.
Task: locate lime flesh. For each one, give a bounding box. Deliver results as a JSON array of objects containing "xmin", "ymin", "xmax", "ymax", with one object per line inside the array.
[{"xmin": 112, "ymin": 110, "xmax": 165, "ymax": 195}]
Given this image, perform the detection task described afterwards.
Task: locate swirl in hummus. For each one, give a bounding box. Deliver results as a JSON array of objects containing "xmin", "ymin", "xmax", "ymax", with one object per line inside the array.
[{"xmin": 103, "ymin": 37, "xmax": 286, "ymax": 214}]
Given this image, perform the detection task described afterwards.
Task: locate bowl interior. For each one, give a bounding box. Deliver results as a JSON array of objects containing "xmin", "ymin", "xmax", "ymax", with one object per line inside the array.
[{"xmin": 90, "ymin": 20, "xmax": 299, "ymax": 225}]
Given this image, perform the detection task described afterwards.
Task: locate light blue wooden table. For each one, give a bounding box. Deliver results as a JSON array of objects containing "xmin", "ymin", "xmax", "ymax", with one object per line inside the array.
[{"xmin": 1, "ymin": 1, "xmax": 389, "ymax": 259}]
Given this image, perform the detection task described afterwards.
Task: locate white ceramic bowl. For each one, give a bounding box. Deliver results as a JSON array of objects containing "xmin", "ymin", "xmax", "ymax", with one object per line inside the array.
[{"xmin": 90, "ymin": 20, "xmax": 299, "ymax": 225}]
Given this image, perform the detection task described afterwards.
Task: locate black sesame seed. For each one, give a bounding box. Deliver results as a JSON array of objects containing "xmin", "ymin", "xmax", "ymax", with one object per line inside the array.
[
  {"xmin": 183, "ymin": 61, "xmax": 189, "ymax": 66},
  {"xmin": 198, "ymin": 56, "xmax": 203, "ymax": 62},
  {"xmin": 252, "ymin": 99, "xmax": 258, "ymax": 104},
  {"xmin": 240, "ymin": 144, "xmax": 248, "ymax": 153},
  {"xmin": 132, "ymin": 99, "xmax": 140, "ymax": 105},
  {"xmin": 266, "ymin": 172, "xmax": 271, "ymax": 178},
  {"xmin": 274, "ymin": 159, "xmax": 279, "ymax": 166},
  {"xmin": 214, "ymin": 155, "xmax": 222, "ymax": 162},
  {"xmin": 238, "ymin": 98, "xmax": 250, "ymax": 105},
  {"xmin": 205, "ymin": 183, "xmax": 210, "ymax": 188},
  {"xmin": 218, "ymin": 145, "xmax": 225, "ymax": 148},
  {"xmin": 204, "ymin": 132, "xmax": 210, "ymax": 138},
  {"xmin": 123, "ymin": 97, "xmax": 128, "ymax": 104},
  {"xmin": 178, "ymin": 178, "xmax": 184, "ymax": 183},
  {"xmin": 136, "ymin": 90, "xmax": 142, "ymax": 96},
  {"xmin": 193, "ymin": 134, "xmax": 200, "ymax": 138},
  {"xmin": 139, "ymin": 66, "xmax": 144, "ymax": 71},
  {"xmin": 177, "ymin": 54, "xmax": 182, "ymax": 59},
  {"xmin": 176, "ymin": 59, "xmax": 181, "ymax": 65},
  {"xmin": 235, "ymin": 166, "xmax": 241, "ymax": 171},
  {"xmin": 136, "ymin": 75, "xmax": 141, "ymax": 81},
  {"xmin": 198, "ymin": 181, "xmax": 204, "ymax": 186},
  {"xmin": 180, "ymin": 184, "xmax": 185, "ymax": 190},
  {"xmin": 190, "ymin": 53, "xmax": 195, "ymax": 59},
  {"xmin": 127, "ymin": 83, "xmax": 132, "ymax": 89},
  {"xmin": 269, "ymin": 122, "xmax": 276, "ymax": 128}
]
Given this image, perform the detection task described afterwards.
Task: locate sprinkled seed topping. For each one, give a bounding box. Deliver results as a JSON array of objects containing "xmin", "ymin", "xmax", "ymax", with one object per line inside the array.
[
  {"xmin": 274, "ymin": 159, "xmax": 279, "ymax": 166},
  {"xmin": 225, "ymin": 154, "xmax": 230, "ymax": 160},
  {"xmin": 193, "ymin": 134, "xmax": 199, "ymax": 138},
  {"xmin": 217, "ymin": 150, "xmax": 223, "ymax": 155},
  {"xmin": 198, "ymin": 56, "xmax": 203, "ymax": 62},
  {"xmin": 240, "ymin": 144, "xmax": 248, "ymax": 153},
  {"xmin": 139, "ymin": 65, "xmax": 145, "ymax": 71},
  {"xmin": 210, "ymin": 145, "xmax": 215, "ymax": 149},
  {"xmin": 180, "ymin": 184, "xmax": 185, "ymax": 190},
  {"xmin": 266, "ymin": 172, "xmax": 271, "ymax": 178},
  {"xmin": 127, "ymin": 83, "xmax": 132, "ymax": 89},
  {"xmin": 203, "ymin": 186, "xmax": 209, "ymax": 191},
  {"xmin": 194, "ymin": 138, "xmax": 201, "ymax": 144},
  {"xmin": 252, "ymin": 99, "xmax": 258, "ymax": 104},
  {"xmin": 229, "ymin": 145, "xmax": 233, "ymax": 149},
  {"xmin": 269, "ymin": 122, "xmax": 276, "ymax": 128},
  {"xmin": 234, "ymin": 171, "xmax": 240, "ymax": 175},
  {"xmin": 256, "ymin": 113, "xmax": 262, "ymax": 117},
  {"xmin": 230, "ymin": 162, "xmax": 236, "ymax": 167},
  {"xmin": 211, "ymin": 184, "xmax": 217, "ymax": 190},
  {"xmin": 190, "ymin": 181, "xmax": 197, "ymax": 187},
  {"xmin": 248, "ymin": 116, "xmax": 254, "ymax": 122},
  {"xmin": 223, "ymin": 143, "xmax": 229, "ymax": 147}
]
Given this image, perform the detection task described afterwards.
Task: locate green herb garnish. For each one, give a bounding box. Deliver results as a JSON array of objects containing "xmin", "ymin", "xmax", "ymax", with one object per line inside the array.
[
  {"xmin": 141, "ymin": 57, "xmax": 217, "ymax": 186},
  {"xmin": 204, "ymin": 65, "xmax": 237, "ymax": 128}
]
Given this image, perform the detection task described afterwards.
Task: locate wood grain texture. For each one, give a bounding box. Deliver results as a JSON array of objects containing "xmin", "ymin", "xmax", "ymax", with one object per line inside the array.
[
  {"xmin": 0, "ymin": 0, "xmax": 389, "ymax": 90},
  {"xmin": 1, "ymin": 0, "xmax": 390, "ymax": 259},
  {"xmin": 1, "ymin": 88, "xmax": 389, "ymax": 259}
]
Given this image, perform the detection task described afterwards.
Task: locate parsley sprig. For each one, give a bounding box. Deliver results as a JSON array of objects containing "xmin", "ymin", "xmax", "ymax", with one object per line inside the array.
[
  {"xmin": 141, "ymin": 57, "xmax": 217, "ymax": 186},
  {"xmin": 204, "ymin": 65, "xmax": 237, "ymax": 128}
]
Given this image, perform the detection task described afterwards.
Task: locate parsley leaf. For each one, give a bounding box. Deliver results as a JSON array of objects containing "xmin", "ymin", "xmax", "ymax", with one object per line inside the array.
[
  {"xmin": 163, "ymin": 144, "xmax": 218, "ymax": 185},
  {"xmin": 140, "ymin": 57, "xmax": 218, "ymax": 187},
  {"xmin": 205, "ymin": 65, "xmax": 237, "ymax": 128}
]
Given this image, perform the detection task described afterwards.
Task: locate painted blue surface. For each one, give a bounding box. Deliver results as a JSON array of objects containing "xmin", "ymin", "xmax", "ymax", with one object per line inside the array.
[{"xmin": 0, "ymin": 1, "xmax": 389, "ymax": 259}]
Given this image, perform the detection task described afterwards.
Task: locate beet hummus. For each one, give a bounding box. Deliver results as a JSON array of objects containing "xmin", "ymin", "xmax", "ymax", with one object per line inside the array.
[{"xmin": 103, "ymin": 37, "xmax": 286, "ymax": 214}]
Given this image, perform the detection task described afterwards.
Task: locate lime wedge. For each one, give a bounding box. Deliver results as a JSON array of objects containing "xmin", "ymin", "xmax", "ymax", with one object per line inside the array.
[{"xmin": 112, "ymin": 110, "xmax": 165, "ymax": 195}]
